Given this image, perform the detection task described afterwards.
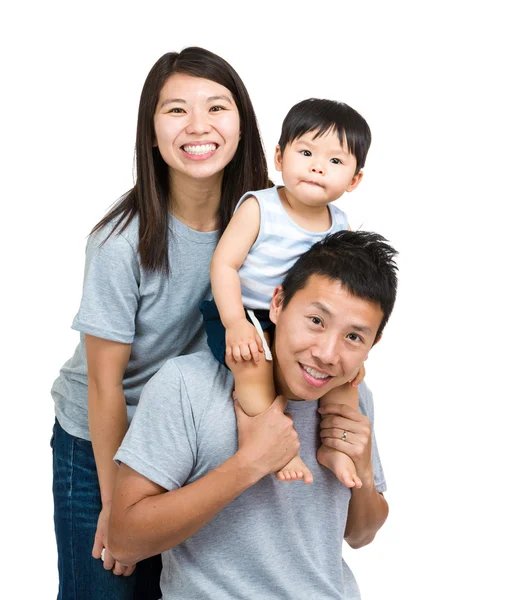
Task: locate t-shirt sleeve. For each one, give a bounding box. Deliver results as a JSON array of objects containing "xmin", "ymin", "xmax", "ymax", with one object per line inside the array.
[
  {"xmin": 71, "ymin": 229, "xmax": 141, "ymax": 343},
  {"xmin": 358, "ymin": 382, "xmax": 387, "ymax": 493},
  {"xmin": 114, "ymin": 361, "xmax": 196, "ymax": 490}
]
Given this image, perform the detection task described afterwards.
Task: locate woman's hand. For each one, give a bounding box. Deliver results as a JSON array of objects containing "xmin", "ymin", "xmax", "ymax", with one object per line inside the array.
[{"xmin": 92, "ymin": 505, "xmax": 136, "ymax": 576}]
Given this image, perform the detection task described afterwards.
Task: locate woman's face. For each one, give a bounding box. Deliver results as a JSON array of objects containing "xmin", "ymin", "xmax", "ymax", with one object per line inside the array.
[{"xmin": 154, "ymin": 73, "xmax": 241, "ymax": 181}]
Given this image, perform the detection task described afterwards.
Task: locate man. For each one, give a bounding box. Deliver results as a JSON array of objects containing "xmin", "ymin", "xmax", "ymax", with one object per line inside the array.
[{"xmin": 109, "ymin": 230, "xmax": 398, "ymax": 599}]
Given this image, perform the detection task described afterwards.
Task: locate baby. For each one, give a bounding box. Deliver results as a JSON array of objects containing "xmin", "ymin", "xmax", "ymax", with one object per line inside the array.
[{"xmin": 201, "ymin": 98, "xmax": 371, "ymax": 486}]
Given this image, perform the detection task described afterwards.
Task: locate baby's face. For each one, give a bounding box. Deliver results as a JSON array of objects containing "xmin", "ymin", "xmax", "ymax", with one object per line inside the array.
[{"xmin": 275, "ymin": 130, "xmax": 362, "ymax": 207}]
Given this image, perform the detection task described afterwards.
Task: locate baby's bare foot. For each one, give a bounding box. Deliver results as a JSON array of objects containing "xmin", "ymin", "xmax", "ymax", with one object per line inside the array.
[
  {"xmin": 317, "ymin": 444, "xmax": 362, "ymax": 488},
  {"xmin": 276, "ymin": 455, "xmax": 313, "ymax": 484}
]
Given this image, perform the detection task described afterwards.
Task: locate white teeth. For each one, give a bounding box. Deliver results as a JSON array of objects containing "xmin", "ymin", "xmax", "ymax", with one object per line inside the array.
[
  {"xmin": 183, "ymin": 144, "xmax": 216, "ymax": 154},
  {"xmin": 302, "ymin": 365, "xmax": 329, "ymax": 379}
]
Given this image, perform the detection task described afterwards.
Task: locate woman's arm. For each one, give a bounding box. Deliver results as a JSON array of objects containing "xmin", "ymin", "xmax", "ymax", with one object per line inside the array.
[{"xmin": 85, "ymin": 334, "xmax": 131, "ymax": 567}]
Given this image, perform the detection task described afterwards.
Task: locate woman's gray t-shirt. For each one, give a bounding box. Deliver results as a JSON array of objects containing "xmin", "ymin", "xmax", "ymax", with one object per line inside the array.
[{"xmin": 51, "ymin": 214, "xmax": 218, "ymax": 440}]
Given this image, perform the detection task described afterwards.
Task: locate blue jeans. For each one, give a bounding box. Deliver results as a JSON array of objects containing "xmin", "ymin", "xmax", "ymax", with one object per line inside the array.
[{"xmin": 51, "ymin": 418, "xmax": 162, "ymax": 599}]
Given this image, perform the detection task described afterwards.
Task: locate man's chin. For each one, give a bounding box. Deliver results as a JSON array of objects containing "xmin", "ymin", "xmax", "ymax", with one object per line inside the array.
[
  {"xmin": 288, "ymin": 378, "xmax": 354, "ymax": 401},
  {"xmin": 286, "ymin": 384, "xmax": 325, "ymax": 402}
]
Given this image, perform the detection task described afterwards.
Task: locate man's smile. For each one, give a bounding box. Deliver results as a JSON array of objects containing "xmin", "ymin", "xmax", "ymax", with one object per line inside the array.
[{"xmin": 299, "ymin": 363, "xmax": 333, "ymax": 388}]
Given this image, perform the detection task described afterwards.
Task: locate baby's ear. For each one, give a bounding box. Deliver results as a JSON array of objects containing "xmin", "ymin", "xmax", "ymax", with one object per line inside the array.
[
  {"xmin": 274, "ymin": 145, "xmax": 283, "ymax": 172},
  {"xmin": 347, "ymin": 170, "xmax": 364, "ymax": 192}
]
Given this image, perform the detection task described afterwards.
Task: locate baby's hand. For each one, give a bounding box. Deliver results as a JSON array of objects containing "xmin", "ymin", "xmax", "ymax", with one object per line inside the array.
[
  {"xmin": 349, "ymin": 362, "xmax": 366, "ymax": 387},
  {"xmin": 226, "ymin": 319, "xmax": 264, "ymax": 363}
]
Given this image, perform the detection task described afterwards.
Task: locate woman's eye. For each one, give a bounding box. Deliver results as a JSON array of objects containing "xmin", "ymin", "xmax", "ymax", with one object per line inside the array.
[
  {"xmin": 210, "ymin": 105, "xmax": 225, "ymax": 112},
  {"xmin": 168, "ymin": 107, "xmax": 185, "ymax": 114},
  {"xmin": 300, "ymin": 150, "xmax": 312, "ymax": 157}
]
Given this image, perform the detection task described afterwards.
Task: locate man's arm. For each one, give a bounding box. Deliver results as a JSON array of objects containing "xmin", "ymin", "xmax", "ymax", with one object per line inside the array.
[
  {"xmin": 344, "ymin": 478, "xmax": 388, "ymax": 549},
  {"xmin": 318, "ymin": 403, "xmax": 388, "ymax": 549},
  {"xmin": 109, "ymin": 396, "xmax": 299, "ymax": 565}
]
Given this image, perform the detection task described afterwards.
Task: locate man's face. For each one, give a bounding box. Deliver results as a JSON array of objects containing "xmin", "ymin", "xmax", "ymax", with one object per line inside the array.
[{"xmin": 269, "ymin": 274, "xmax": 384, "ymax": 401}]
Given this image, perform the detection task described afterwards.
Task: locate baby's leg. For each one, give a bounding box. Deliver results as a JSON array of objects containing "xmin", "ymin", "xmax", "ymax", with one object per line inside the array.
[
  {"xmin": 317, "ymin": 383, "xmax": 362, "ymax": 488},
  {"xmin": 227, "ymin": 333, "xmax": 313, "ymax": 484}
]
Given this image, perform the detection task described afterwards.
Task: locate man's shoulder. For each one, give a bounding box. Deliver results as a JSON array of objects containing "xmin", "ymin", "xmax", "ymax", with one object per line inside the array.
[
  {"xmin": 358, "ymin": 381, "xmax": 375, "ymax": 421},
  {"xmin": 163, "ymin": 350, "xmax": 224, "ymax": 375},
  {"xmin": 149, "ymin": 351, "xmax": 232, "ymax": 401}
]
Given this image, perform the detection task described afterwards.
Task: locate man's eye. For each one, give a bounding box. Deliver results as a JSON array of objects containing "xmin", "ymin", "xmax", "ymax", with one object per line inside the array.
[
  {"xmin": 300, "ymin": 150, "xmax": 312, "ymax": 157},
  {"xmin": 330, "ymin": 158, "xmax": 342, "ymax": 165},
  {"xmin": 210, "ymin": 105, "xmax": 225, "ymax": 112},
  {"xmin": 347, "ymin": 333, "xmax": 361, "ymax": 342},
  {"xmin": 310, "ymin": 316, "xmax": 323, "ymax": 326}
]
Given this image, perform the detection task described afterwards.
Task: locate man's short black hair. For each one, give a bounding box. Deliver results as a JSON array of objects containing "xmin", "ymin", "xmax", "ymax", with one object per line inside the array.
[
  {"xmin": 278, "ymin": 98, "xmax": 371, "ymax": 174},
  {"xmin": 281, "ymin": 230, "xmax": 398, "ymax": 340}
]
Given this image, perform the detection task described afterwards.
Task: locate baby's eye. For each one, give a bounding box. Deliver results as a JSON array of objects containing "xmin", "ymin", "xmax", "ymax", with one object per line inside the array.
[
  {"xmin": 210, "ymin": 105, "xmax": 225, "ymax": 112},
  {"xmin": 330, "ymin": 158, "xmax": 342, "ymax": 165},
  {"xmin": 300, "ymin": 150, "xmax": 312, "ymax": 157}
]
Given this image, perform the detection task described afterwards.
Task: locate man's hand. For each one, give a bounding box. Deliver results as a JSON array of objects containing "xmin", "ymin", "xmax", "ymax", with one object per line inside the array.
[
  {"xmin": 234, "ymin": 395, "xmax": 300, "ymax": 480},
  {"xmin": 226, "ymin": 319, "xmax": 264, "ymax": 363},
  {"xmin": 318, "ymin": 403, "xmax": 373, "ymax": 484},
  {"xmin": 92, "ymin": 506, "xmax": 136, "ymax": 576}
]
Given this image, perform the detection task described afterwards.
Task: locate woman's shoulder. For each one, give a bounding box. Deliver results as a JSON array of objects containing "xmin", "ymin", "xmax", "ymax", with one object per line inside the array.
[{"xmin": 88, "ymin": 209, "xmax": 140, "ymax": 253}]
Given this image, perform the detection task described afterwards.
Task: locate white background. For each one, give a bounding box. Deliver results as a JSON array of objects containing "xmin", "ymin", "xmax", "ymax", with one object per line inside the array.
[{"xmin": 2, "ymin": 1, "xmax": 508, "ymax": 598}]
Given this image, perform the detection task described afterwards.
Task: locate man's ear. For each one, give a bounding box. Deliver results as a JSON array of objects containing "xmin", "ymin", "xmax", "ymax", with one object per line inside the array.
[
  {"xmin": 269, "ymin": 285, "xmax": 284, "ymax": 324},
  {"xmin": 274, "ymin": 145, "xmax": 283, "ymax": 172},
  {"xmin": 346, "ymin": 170, "xmax": 363, "ymax": 192}
]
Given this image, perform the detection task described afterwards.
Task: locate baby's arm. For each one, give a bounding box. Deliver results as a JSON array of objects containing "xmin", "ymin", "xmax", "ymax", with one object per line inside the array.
[{"xmin": 210, "ymin": 197, "xmax": 263, "ymax": 363}]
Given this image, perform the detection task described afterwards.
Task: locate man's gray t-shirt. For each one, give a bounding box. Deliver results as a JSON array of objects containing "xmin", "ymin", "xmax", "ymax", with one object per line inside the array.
[
  {"xmin": 116, "ymin": 352, "xmax": 387, "ymax": 600},
  {"xmin": 51, "ymin": 215, "xmax": 218, "ymax": 440}
]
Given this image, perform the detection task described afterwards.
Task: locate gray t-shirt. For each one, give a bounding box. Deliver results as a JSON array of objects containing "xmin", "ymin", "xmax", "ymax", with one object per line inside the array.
[
  {"xmin": 52, "ymin": 214, "xmax": 218, "ymax": 440},
  {"xmin": 116, "ymin": 351, "xmax": 387, "ymax": 600}
]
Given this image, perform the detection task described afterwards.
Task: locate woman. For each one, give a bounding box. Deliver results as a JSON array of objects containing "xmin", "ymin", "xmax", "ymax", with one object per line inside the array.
[{"xmin": 51, "ymin": 46, "xmax": 269, "ymax": 599}]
